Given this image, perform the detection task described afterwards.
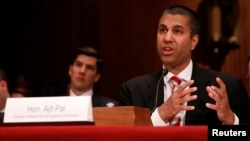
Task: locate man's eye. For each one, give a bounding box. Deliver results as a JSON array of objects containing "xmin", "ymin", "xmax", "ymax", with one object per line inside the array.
[
  {"xmin": 87, "ymin": 66, "xmax": 95, "ymax": 71},
  {"xmin": 174, "ymin": 29, "xmax": 182, "ymax": 34},
  {"xmin": 159, "ymin": 28, "xmax": 166, "ymax": 33},
  {"xmin": 160, "ymin": 28, "xmax": 166, "ymax": 32},
  {"xmin": 76, "ymin": 63, "xmax": 81, "ymax": 67}
]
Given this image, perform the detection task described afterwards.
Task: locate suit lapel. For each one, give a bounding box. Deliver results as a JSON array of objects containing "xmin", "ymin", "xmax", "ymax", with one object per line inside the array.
[
  {"xmin": 144, "ymin": 70, "xmax": 164, "ymax": 112},
  {"xmin": 186, "ymin": 64, "xmax": 216, "ymax": 124}
]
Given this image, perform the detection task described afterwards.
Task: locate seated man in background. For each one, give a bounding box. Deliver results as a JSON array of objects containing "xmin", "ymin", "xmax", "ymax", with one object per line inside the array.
[
  {"xmin": 0, "ymin": 68, "xmax": 10, "ymax": 122},
  {"xmin": 67, "ymin": 46, "xmax": 119, "ymax": 107},
  {"xmin": 11, "ymin": 87, "xmax": 30, "ymax": 98}
]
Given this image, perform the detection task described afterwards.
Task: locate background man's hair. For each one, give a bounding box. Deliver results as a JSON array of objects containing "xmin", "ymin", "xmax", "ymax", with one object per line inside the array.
[{"xmin": 70, "ymin": 46, "xmax": 103, "ymax": 73}]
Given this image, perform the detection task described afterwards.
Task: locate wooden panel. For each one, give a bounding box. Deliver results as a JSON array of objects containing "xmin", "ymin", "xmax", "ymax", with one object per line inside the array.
[
  {"xmin": 93, "ymin": 106, "xmax": 152, "ymax": 126},
  {"xmin": 221, "ymin": 0, "xmax": 250, "ymax": 95}
]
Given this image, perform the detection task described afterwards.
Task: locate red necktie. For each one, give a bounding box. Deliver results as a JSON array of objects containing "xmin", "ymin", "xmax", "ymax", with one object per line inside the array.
[
  {"xmin": 170, "ymin": 76, "xmax": 181, "ymax": 91},
  {"xmin": 169, "ymin": 76, "xmax": 181, "ymax": 126}
]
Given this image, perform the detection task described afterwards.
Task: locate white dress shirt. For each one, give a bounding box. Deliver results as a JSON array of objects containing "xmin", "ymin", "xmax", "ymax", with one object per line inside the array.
[
  {"xmin": 151, "ymin": 60, "xmax": 193, "ymax": 126},
  {"xmin": 151, "ymin": 60, "xmax": 239, "ymax": 126},
  {"xmin": 69, "ymin": 89, "xmax": 93, "ymax": 97}
]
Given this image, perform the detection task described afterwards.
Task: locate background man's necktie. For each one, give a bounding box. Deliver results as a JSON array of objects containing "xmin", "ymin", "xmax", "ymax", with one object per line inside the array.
[{"xmin": 169, "ymin": 76, "xmax": 181, "ymax": 126}]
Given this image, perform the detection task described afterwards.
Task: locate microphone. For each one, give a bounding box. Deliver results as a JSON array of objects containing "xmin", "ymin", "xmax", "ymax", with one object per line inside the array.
[{"xmin": 151, "ymin": 69, "xmax": 168, "ymax": 113}]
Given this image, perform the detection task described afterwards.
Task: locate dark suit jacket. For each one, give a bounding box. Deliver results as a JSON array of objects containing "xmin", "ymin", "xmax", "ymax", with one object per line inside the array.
[
  {"xmin": 61, "ymin": 89, "xmax": 120, "ymax": 107},
  {"xmin": 120, "ymin": 64, "xmax": 250, "ymax": 125},
  {"xmin": 0, "ymin": 112, "xmax": 3, "ymax": 123},
  {"xmin": 92, "ymin": 94, "xmax": 119, "ymax": 107}
]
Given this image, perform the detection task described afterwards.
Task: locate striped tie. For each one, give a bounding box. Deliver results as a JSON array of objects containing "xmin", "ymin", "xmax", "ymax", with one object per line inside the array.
[{"xmin": 169, "ymin": 76, "xmax": 181, "ymax": 126}]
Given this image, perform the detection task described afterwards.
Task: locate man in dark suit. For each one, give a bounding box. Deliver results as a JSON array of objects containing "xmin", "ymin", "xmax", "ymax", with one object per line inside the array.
[
  {"xmin": 120, "ymin": 5, "xmax": 250, "ymax": 126},
  {"xmin": 0, "ymin": 68, "xmax": 11, "ymax": 123},
  {"xmin": 67, "ymin": 46, "xmax": 119, "ymax": 107}
]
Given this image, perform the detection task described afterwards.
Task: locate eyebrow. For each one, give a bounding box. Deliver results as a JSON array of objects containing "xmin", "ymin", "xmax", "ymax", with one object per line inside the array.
[
  {"xmin": 73, "ymin": 60, "xmax": 82, "ymax": 64},
  {"xmin": 158, "ymin": 24, "xmax": 167, "ymax": 28},
  {"xmin": 174, "ymin": 24, "xmax": 184, "ymax": 28},
  {"xmin": 158, "ymin": 24, "xmax": 184, "ymax": 29}
]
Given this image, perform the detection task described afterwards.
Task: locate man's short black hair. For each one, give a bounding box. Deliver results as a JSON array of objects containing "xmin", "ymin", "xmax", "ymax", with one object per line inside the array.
[
  {"xmin": 162, "ymin": 5, "xmax": 200, "ymax": 37},
  {"xmin": 70, "ymin": 46, "xmax": 103, "ymax": 73}
]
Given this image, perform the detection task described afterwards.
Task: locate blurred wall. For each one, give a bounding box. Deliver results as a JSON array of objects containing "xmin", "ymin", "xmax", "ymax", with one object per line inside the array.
[{"xmin": 2, "ymin": 0, "xmax": 249, "ymax": 99}]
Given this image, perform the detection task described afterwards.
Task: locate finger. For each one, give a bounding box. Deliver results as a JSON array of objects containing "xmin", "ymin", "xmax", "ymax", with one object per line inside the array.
[
  {"xmin": 208, "ymin": 91, "xmax": 221, "ymax": 103},
  {"xmin": 215, "ymin": 77, "xmax": 227, "ymax": 100},
  {"xmin": 207, "ymin": 85, "xmax": 218, "ymax": 93},
  {"xmin": 181, "ymin": 105, "xmax": 195, "ymax": 111},
  {"xmin": 210, "ymin": 86, "xmax": 223, "ymax": 99},
  {"xmin": 210, "ymin": 85, "xmax": 225, "ymax": 100},
  {"xmin": 176, "ymin": 80, "xmax": 194, "ymax": 92},
  {"xmin": 206, "ymin": 86, "xmax": 221, "ymax": 105},
  {"xmin": 216, "ymin": 77, "xmax": 226, "ymax": 90},
  {"xmin": 206, "ymin": 103, "xmax": 216, "ymax": 110},
  {"xmin": 179, "ymin": 94, "xmax": 197, "ymax": 104},
  {"xmin": 179, "ymin": 87, "xmax": 197, "ymax": 99}
]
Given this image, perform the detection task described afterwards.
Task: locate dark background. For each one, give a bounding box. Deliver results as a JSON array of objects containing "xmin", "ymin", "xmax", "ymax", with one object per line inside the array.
[
  {"xmin": 2, "ymin": 0, "xmax": 249, "ymax": 100},
  {"xmin": 2, "ymin": 0, "xmax": 100, "ymax": 97}
]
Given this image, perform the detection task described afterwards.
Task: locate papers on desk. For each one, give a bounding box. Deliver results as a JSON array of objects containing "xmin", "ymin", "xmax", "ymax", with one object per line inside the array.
[{"xmin": 3, "ymin": 96, "xmax": 93, "ymax": 123}]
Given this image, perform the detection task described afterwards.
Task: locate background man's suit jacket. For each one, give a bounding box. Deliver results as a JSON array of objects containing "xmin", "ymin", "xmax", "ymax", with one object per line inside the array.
[
  {"xmin": 61, "ymin": 88, "xmax": 120, "ymax": 107},
  {"xmin": 120, "ymin": 64, "xmax": 250, "ymax": 125},
  {"xmin": 92, "ymin": 94, "xmax": 119, "ymax": 107}
]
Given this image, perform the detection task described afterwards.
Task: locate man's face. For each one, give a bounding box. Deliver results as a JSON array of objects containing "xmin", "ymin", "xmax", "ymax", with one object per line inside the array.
[
  {"xmin": 68, "ymin": 54, "xmax": 100, "ymax": 93},
  {"xmin": 0, "ymin": 80, "xmax": 10, "ymax": 110},
  {"xmin": 156, "ymin": 13, "xmax": 198, "ymax": 72}
]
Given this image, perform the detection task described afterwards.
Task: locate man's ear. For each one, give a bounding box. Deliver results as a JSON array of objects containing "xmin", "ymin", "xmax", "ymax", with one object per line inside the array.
[
  {"xmin": 94, "ymin": 74, "xmax": 101, "ymax": 82},
  {"xmin": 68, "ymin": 65, "xmax": 72, "ymax": 76},
  {"xmin": 0, "ymin": 80, "xmax": 8, "ymax": 91},
  {"xmin": 191, "ymin": 34, "xmax": 199, "ymax": 50}
]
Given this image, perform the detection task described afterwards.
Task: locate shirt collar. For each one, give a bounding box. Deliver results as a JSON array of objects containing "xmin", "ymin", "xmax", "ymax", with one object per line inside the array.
[
  {"xmin": 164, "ymin": 60, "xmax": 193, "ymax": 83},
  {"xmin": 0, "ymin": 108, "xmax": 4, "ymax": 112},
  {"xmin": 69, "ymin": 89, "xmax": 93, "ymax": 97}
]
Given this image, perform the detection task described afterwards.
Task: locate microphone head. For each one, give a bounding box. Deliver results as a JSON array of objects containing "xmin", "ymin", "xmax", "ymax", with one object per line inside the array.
[
  {"xmin": 162, "ymin": 69, "xmax": 168, "ymax": 76},
  {"xmin": 151, "ymin": 68, "xmax": 168, "ymax": 113}
]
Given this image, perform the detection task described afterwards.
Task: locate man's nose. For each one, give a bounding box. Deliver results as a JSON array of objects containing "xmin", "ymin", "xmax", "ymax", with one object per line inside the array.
[
  {"xmin": 164, "ymin": 31, "xmax": 173, "ymax": 41},
  {"xmin": 80, "ymin": 66, "xmax": 86, "ymax": 73}
]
